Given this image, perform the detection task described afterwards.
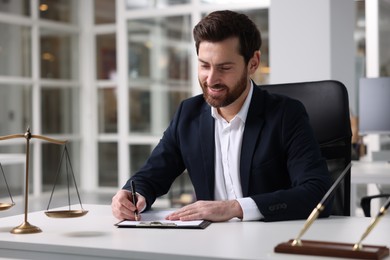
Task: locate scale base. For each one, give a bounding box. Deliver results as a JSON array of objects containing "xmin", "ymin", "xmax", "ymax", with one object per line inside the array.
[
  {"xmin": 11, "ymin": 221, "xmax": 42, "ymax": 234},
  {"xmin": 275, "ymin": 239, "xmax": 389, "ymax": 260}
]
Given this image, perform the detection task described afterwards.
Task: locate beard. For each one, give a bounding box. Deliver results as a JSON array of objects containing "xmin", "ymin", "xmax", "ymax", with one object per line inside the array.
[{"xmin": 199, "ymin": 68, "xmax": 248, "ymax": 108}]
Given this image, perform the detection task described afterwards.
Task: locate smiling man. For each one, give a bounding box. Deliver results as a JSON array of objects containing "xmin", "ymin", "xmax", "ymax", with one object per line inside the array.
[{"xmin": 112, "ymin": 10, "xmax": 332, "ymax": 222}]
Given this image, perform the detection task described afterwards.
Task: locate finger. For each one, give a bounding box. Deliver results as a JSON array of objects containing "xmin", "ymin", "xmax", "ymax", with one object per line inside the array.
[
  {"xmin": 166, "ymin": 206, "xmax": 199, "ymax": 221},
  {"xmin": 112, "ymin": 201, "xmax": 133, "ymax": 220},
  {"xmin": 165, "ymin": 208, "xmax": 186, "ymax": 220},
  {"xmin": 112, "ymin": 190, "xmax": 137, "ymax": 220},
  {"xmin": 165, "ymin": 213, "xmax": 179, "ymax": 220},
  {"xmin": 134, "ymin": 193, "xmax": 147, "ymax": 212}
]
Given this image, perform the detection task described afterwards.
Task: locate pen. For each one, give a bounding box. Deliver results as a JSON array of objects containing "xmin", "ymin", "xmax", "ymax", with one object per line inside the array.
[
  {"xmin": 130, "ymin": 180, "xmax": 139, "ymax": 221},
  {"xmin": 292, "ymin": 162, "xmax": 351, "ymax": 246},
  {"xmin": 353, "ymin": 196, "xmax": 390, "ymax": 250}
]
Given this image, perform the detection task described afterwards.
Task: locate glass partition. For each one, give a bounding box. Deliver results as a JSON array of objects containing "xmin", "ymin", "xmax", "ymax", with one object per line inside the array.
[
  {"xmin": 41, "ymin": 87, "xmax": 79, "ymax": 134},
  {"xmin": 130, "ymin": 144, "xmax": 152, "ymax": 174},
  {"xmin": 98, "ymin": 88, "xmax": 118, "ymax": 133},
  {"xmin": 95, "ymin": 0, "xmax": 116, "ymax": 24},
  {"xmin": 42, "ymin": 141, "xmax": 80, "ymax": 192},
  {"xmin": 40, "ymin": 29, "xmax": 78, "ymax": 80},
  {"xmin": 379, "ymin": 0, "xmax": 390, "ymax": 76},
  {"xmin": 0, "ymin": 150, "xmax": 26, "ymax": 198},
  {"xmin": 0, "ymin": 23, "xmax": 31, "ymax": 77},
  {"xmin": 127, "ymin": 15, "xmax": 192, "ymax": 135},
  {"xmin": 98, "ymin": 142, "xmax": 118, "ymax": 187},
  {"xmin": 39, "ymin": 0, "xmax": 77, "ymax": 24},
  {"xmin": 96, "ymin": 34, "xmax": 117, "ymax": 80},
  {"xmin": 197, "ymin": 9, "xmax": 269, "ymax": 84},
  {"xmin": 0, "ymin": 84, "xmax": 31, "ymax": 134},
  {"xmin": 201, "ymin": 0, "xmax": 262, "ymax": 4},
  {"xmin": 0, "ymin": 1, "xmax": 81, "ymax": 199},
  {"xmin": 0, "ymin": 84, "xmax": 31, "ymax": 197},
  {"xmin": 0, "ymin": 0, "xmax": 30, "ymax": 16},
  {"xmin": 129, "ymin": 88, "xmax": 151, "ymax": 133},
  {"xmin": 242, "ymin": 9, "xmax": 269, "ymax": 84},
  {"xmin": 126, "ymin": 0, "xmax": 191, "ymax": 10}
]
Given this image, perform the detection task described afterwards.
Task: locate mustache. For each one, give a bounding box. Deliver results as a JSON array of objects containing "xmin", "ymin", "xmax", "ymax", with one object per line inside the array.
[{"xmin": 203, "ymin": 83, "xmax": 228, "ymax": 89}]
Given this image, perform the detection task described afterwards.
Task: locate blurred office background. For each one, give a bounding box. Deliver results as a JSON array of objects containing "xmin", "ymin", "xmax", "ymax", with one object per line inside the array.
[{"xmin": 0, "ymin": 0, "xmax": 389, "ymax": 215}]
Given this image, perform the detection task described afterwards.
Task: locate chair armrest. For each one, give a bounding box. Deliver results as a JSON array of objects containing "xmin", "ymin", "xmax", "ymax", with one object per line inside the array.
[{"xmin": 360, "ymin": 194, "xmax": 390, "ymax": 217}]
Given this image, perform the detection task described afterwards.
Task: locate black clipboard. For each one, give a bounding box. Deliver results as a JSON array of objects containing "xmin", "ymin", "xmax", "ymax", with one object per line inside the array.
[
  {"xmin": 114, "ymin": 209, "xmax": 211, "ymax": 229},
  {"xmin": 115, "ymin": 219, "xmax": 211, "ymax": 229}
]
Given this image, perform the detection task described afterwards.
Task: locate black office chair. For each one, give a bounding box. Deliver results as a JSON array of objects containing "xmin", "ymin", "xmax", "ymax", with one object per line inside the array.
[
  {"xmin": 261, "ymin": 80, "xmax": 352, "ymax": 216},
  {"xmin": 360, "ymin": 193, "xmax": 390, "ymax": 217}
]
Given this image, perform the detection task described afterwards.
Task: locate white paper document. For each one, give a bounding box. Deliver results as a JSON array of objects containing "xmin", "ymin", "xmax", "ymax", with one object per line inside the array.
[{"xmin": 115, "ymin": 210, "xmax": 211, "ymax": 229}]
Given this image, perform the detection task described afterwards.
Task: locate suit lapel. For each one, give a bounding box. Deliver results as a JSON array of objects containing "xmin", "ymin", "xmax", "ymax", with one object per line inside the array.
[
  {"xmin": 240, "ymin": 86, "xmax": 266, "ymax": 197},
  {"xmin": 199, "ymin": 104, "xmax": 215, "ymax": 200}
]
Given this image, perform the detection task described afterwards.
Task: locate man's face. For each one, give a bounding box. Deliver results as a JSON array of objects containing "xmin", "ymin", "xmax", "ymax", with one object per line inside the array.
[{"xmin": 197, "ymin": 37, "xmax": 249, "ymax": 108}]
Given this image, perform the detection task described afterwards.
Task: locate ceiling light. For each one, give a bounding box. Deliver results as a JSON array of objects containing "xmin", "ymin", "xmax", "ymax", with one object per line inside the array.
[{"xmin": 40, "ymin": 4, "xmax": 49, "ymax": 12}]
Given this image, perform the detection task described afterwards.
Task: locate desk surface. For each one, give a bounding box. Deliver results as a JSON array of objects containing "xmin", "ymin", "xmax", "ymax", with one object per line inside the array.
[
  {"xmin": 352, "ymin": 161, "xmax": 390, "ymax": 184},
  {"xmin": 0, "ymin": 204, "xmax": 389, "ymax": 260},
  {"xmin": 350, "ymin": 161, "xmax": 390, "ymax": 216}
]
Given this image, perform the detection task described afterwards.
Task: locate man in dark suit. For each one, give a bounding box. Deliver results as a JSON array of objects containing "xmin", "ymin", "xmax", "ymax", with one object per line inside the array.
[{"xmin": 112, "ymin": 10, "xmax": 332, "ymax": 222}]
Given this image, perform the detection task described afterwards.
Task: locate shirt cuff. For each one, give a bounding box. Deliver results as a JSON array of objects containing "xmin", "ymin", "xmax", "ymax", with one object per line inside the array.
[{"xmin": 236, "ymin": 197, "xmax": 263, "ymax": 221}]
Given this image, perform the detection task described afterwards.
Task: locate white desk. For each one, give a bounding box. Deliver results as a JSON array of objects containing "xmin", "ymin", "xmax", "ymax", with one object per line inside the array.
[
  {"xmin": 0, "ymin": 204, "xmax": 389, "ymax": 260},
  {"xmin": 351, "ymin": 161, "xmax": 390, "ymax": 215}
]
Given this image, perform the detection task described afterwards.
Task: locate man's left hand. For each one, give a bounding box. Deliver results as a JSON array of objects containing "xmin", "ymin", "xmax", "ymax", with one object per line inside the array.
[{"xmin": 165, "ymin": 200, "xmax": 243, "ymax": 222}]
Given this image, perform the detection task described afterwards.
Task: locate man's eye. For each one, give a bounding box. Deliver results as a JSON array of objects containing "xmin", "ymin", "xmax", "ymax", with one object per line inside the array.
[{"xmin": 220, "ymin": 67, "xmax": 231, "ymax": 71}]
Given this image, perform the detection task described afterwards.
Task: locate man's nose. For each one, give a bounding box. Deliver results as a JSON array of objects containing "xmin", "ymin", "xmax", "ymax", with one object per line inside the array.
[{"xmin": 206, "ymin": 68, "xmax": 220, "ymax": 87}]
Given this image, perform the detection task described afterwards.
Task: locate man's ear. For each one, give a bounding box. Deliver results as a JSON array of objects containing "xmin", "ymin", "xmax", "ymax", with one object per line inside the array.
[{"xmin": 248, "ymin": 50, "xmax": 261, "ymax": 73}]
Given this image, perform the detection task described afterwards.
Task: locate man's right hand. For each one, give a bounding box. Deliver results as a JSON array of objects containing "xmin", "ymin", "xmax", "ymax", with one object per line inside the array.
[{"xmin": 111, "ymin": 189, "xmax": 146, "ymax": 220}]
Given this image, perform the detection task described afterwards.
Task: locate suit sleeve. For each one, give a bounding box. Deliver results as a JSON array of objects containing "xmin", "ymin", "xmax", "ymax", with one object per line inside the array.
[
  {"xmin": 251, "ymin": 99, "xmax": 332, "ymax": 221},
  {"xmin": 122, "ymin": 102, "xmax": 186, "ymax": 210}
]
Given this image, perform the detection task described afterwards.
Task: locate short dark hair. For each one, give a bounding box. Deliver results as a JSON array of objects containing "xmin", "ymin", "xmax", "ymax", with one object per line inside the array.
[{"xmin": 193, "ymin": 10, "xmax": 262, "ymax": 64}]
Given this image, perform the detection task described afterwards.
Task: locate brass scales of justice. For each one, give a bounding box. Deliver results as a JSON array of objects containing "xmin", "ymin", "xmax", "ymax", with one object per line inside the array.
[{"xmin": 0, "ymin": 128, "xmax": 88, "ymax": 234}]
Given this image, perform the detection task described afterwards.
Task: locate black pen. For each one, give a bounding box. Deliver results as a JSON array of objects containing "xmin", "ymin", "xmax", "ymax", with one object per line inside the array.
[{"xmin": 130, "ymin": 180, "xmax": 139, "ymax": 221}]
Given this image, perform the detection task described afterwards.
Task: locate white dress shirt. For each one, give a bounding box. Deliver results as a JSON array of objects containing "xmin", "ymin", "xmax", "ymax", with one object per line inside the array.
[{"xmin": 212, "ymin": 82, "xmax": 263, "ymax": 221}]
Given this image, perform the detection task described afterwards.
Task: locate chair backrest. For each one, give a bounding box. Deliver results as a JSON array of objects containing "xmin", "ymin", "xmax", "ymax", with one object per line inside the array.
[{"xmin": 261, "ymin": 80, "xmax": 352, "ymax": 216}]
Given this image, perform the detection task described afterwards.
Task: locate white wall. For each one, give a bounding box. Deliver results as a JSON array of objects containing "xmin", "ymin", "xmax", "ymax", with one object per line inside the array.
[{"xmin": 269, "ymin": 0, "xmax": 356, "ymax": 112}]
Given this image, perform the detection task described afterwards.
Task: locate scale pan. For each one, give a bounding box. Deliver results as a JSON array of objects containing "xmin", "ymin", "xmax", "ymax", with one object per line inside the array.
[
  {"xmin": 0, "ymin": 202, "xmax": 15, "ymax": 211},
  {"xmin": 44, "ymin": 209, "xmax": 88, "ymax": 218}
]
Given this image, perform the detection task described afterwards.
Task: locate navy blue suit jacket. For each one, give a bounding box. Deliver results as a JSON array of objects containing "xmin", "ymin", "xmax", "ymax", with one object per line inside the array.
[{"xmin": 124, "ymin": 84, "xmax": 332, "ymax": 221}]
